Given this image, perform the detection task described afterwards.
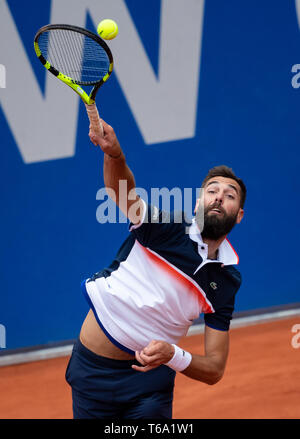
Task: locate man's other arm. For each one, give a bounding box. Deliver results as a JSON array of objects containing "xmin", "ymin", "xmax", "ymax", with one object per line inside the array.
[
  {"xmin": 181, "ymin": 326, "xmax": 229, "ymax": 384},
  {"xmin": 132, "ymin": 326, "xmax": 229, "ymax": 385}
]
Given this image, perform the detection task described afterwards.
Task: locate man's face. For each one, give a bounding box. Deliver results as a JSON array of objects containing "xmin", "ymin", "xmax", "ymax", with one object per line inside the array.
[{"xmin": 194, "ymin": 176, "xmax": 244, "ymax": 240}]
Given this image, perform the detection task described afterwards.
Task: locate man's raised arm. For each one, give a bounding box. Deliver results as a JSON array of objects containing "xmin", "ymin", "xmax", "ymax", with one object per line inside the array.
[{"xmin": 89, "ymin": 118, "xmax": 144, "ymax": 225}]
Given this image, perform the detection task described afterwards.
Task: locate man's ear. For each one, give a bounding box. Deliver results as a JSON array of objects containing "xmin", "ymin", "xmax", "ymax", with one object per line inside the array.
[{"xmin": 236, "ymin": 208, "xmax": 244, "ymax": 224}]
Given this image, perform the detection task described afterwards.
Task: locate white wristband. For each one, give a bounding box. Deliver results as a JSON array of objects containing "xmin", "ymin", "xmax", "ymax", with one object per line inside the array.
[{"xmin": 165, "ymin": 344, "xmax": 192, "ymax": 372}]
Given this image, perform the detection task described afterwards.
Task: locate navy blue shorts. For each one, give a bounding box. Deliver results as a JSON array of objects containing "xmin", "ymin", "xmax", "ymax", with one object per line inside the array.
[{"xmin": 65, "ymin": 338, "xmax": 176, "ymax": 419}]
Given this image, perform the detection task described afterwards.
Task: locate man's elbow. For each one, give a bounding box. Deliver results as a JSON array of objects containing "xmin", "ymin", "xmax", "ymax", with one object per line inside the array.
[{"xmin": 205, "ymin": 369, "xmax": 224, "ymax": 385}]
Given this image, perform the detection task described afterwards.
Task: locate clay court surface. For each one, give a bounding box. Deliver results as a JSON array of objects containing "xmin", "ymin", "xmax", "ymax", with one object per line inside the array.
[{"xmin": 0, "ymin": 317, "xmax": 299, "ymax": 419}]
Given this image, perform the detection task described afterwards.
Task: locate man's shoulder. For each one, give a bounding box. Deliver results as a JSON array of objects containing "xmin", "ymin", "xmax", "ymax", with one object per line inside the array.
[{"xmin": 222, "ymin": 265, "xmax": 242, "ymax": 288}]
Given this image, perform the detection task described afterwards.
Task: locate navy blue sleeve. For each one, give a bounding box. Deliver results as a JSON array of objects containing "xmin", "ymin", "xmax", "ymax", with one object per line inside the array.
[
  {"xmin": 129, "ymin": 201, "xmax": 185, "ymax": 248},
  {"xmin": 204, "ymin": 294, "xmax": 236, "ymax": 331},
  {"xmin": 204, "ymin": 267, "xmax": 242, "ymax": 331}
]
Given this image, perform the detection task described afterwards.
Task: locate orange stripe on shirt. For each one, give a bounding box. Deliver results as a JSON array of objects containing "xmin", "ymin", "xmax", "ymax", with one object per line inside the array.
[
  {"xmin": 138, "ymin": 242, "xmax": 214, "ymax": 314},
  {"xmin": 225, "ymin": 238, "xmax": 239, "ymax": 264}
]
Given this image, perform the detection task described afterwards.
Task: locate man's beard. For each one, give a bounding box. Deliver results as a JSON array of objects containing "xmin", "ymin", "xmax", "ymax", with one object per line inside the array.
[{"xmin": 197, "ymin": 203, "xmax": 239, "ymax": 240}]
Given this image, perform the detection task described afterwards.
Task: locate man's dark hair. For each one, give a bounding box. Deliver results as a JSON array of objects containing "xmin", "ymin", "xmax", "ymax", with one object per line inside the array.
[{"xmin": 201, "ymin": 165, "xmax": 246, "ymax": 208}]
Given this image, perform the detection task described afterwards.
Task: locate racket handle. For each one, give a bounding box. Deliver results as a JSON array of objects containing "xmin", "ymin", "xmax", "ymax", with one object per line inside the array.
[{"xmin": 85, "ymin": 103, "xmax": 104, "ymax": 137}]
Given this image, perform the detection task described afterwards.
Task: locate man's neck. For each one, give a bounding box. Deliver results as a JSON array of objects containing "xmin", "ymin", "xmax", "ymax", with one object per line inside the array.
[{"xmin": 202, "ymin": 236, "xmax": 226, "ymax": 260}]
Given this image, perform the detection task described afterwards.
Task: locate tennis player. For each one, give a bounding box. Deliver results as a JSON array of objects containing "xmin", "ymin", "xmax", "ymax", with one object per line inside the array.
[{"xmin": 65, "ymin": 119, "xmax": 246, "ymax": 419}]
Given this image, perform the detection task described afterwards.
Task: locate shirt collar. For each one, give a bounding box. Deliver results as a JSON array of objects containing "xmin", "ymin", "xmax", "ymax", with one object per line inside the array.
[{"xmin": 189, "ymin": 218, "xmax": 239, "ymax": 265}]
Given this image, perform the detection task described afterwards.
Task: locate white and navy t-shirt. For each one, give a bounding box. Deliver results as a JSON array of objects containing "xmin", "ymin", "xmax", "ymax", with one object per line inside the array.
[{"xmin": 82, "ymin": 200, "xmax": 241, "ymax": 355}]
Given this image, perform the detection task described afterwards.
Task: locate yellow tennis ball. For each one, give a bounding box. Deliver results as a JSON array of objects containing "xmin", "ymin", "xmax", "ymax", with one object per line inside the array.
[{"xmin": 97, "ymin": 19, "xmax": 118, "ymax": 40}]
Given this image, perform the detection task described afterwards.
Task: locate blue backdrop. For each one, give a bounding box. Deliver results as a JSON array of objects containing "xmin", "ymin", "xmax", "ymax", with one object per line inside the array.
[{"xmin": 1, "ymin": 0, "xmax": 299, "ymax": 350}]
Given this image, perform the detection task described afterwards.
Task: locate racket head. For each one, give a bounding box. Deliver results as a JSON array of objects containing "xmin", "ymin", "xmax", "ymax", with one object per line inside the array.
[{"xmin": 34, "ymin": 24, "xmax": 114, "ymax": 104}]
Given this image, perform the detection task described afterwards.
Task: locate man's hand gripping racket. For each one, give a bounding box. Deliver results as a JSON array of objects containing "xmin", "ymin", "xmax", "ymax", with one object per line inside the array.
[
  {"xmin": 89, "ymin": 118, "xmax": 122, "ymax": 159},
  {"xmin": 34, "ymin": 24, "xmax": 113, "ymax": 140},
  {"xmin": 86, "ymin": 102, "xmax": 104, "ymax": 138}
]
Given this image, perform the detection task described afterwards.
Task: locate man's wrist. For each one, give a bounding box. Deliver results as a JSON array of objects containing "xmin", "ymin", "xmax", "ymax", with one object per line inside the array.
[
  {"xmin": 108, "ymin": 150, "xmax": 122, "ymax": 159},
  {"xmin": 165, "ymin": 344, "xmax": 192, "ymax": 372}
]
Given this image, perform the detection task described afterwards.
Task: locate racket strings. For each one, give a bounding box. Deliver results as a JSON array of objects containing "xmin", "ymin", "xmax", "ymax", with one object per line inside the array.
[{"xmin": 38, "ymin": 29, "xmax": 110, "ymax": 84}]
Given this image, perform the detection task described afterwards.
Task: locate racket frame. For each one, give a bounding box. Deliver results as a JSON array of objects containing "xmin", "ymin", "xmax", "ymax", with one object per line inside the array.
[{"xmin": 33, "ymin": 24, "xmax": 114, "ymax": 106}]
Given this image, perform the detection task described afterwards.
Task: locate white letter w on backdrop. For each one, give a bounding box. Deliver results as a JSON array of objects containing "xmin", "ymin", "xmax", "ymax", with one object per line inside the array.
[{"xmin": 0, "ymin": 0, "xmax": 205, "ymax": 163}]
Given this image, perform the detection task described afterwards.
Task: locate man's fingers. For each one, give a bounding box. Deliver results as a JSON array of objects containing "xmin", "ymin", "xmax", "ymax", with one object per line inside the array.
[
  {"xmin": 136, "ymin": 350, "xmax": 161, "ymax": 367},
  {"xmin": 139, "ymin": 351, "xmax": 160, "ymax": 364},
  {"xmin": 143, "ymin": 341, "xmax": 165, "ymax": 357},
  {"xmin": 143, "ymin": 347, "xmax": 159, "ymax": 356},
  {"xmin": 135, "ymin": 350, "xmax": 147, "ymax": 366},
  {"xmin": 89, "ymin": 136, "xmax": 98, "ymax": 146},
  {"xmin": 100, "ymin": 118, "xmax": 111, "ymax": 132},
  {"xmin": 131, "ymin": 364, "xmax": 157, "ymax": 373},
  {"xmin": 133, "ymin": 341, "xmax": 175, "ymax": 372},
  {"xmin": 89, "ymin": 131, "xmax": 110, "ymax": 149},
  {"xmin": 89, "ymin": 132, "xmax": 101, "ymax": 145}
]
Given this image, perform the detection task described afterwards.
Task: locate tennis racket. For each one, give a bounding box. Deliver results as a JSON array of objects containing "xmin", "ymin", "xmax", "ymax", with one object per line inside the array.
[{"xmin": 34, "ymin": 24, "xmax": 114, "ymax": 137}]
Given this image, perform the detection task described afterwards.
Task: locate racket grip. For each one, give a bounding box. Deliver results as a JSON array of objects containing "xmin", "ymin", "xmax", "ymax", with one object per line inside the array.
[{"xmin": 85, "ymin": 103, "xmax": 104, "ymax": 137}]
